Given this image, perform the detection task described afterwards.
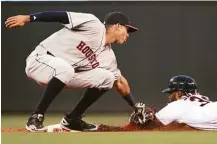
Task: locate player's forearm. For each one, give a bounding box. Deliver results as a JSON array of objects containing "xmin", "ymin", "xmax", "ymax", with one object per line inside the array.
[
  {"xmin": 114, "ymin": 75, "xmax": 130, "ymax": 95},
  {"xmin": 144, "ymin": 117, "xmax": 195, "ymax": 131},
  {"xmin": 29, "ymin": 11, "xmax": 69, "ymax": 24},
  {"xmin": 114, "ymin": 75, "xmax": 136, "ymax": 108}
]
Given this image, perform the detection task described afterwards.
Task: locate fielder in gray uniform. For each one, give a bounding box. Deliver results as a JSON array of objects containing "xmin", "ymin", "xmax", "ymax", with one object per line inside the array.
[{"xmin": 5, "ymin": 11, "xmax": 144, "ymax": 132}]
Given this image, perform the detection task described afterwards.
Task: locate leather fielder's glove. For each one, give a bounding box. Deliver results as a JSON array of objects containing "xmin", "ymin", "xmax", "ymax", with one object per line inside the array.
[{"xmin": 129, "ymin": 102, "xmax": 155, "ymax": 128}]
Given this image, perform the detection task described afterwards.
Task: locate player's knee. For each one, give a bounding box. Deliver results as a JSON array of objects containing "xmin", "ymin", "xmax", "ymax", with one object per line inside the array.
[
  {"xmin": 63, "ymin": 66, "xmax": 75, "ymax": 80},
  {"xmin": 25, "ymin": 67, "xmax": 31, "ymax": 78},
  {"xmin": 55, "ymin": 65, "xmax": 75, "ymax": 84},
  {"xmin": 98, "ymin": 71, "xmax": 115, "ymax": 90}
]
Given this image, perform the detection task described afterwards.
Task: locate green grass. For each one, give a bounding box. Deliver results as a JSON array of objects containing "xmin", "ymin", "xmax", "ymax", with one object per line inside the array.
[{"xmin": 2, "ymin": 114, "xmax": 217, "ymax": 144}]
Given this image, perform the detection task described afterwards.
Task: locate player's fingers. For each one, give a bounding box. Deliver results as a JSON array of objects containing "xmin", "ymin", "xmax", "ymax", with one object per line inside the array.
[
  {"xmin": 6, "ymin": 21, "xmax": 18, "ymax": 28},
  {"xmin": 9, "ymin": 23, "xmax": 20, "ymax": 28},
  {"xmin": 5, "ymin": 20, "xmax": 16, "ymax": 27},
  {"xmin": 5, "ymin": 22, "xmax": 12, "ymax": 28},
  {"xmin": 7, "ymin": 16, "xmax": 16, "ymax": 21},
  {"xmin": 5, "ymin": 19, "xmax": 16, "ymax": 25}
]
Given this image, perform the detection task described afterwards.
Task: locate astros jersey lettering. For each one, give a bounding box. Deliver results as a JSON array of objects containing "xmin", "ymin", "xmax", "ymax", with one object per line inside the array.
[{"xmin": 38, "ymin": 12, "xmax": 106, "ymax": 70}]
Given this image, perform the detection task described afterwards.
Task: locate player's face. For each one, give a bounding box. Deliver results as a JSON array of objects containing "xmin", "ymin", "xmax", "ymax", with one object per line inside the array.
[
  {"xmin": 168, "ymin": 92, "xmax": 176, "ymax": 103},
  {"xmin": 115, "ymin": 25, "xmax": 129, "ymax": 44},
  {"xmin": 168, "ymin": 91, "xmax": 183, "ymax": 103}
]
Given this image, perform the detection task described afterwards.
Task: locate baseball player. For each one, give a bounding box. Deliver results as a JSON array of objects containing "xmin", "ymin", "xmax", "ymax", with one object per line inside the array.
[
  {"xmin": 5, "ymin": 11, "xmax": 145, "ymax": 132},
  {"xmin": 130, "ymin": 75, "xmax": 217, "ymax": 131}
]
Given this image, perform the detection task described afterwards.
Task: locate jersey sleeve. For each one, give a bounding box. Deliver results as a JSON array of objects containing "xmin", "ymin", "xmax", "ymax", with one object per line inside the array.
[
  {"xmin": 155, "ymin": 101, "xmax": 183, "ymax": 125},
  {"xmin": 113, "ymin": 68, "xmax": 121, "ymax": 81},
  {"xmin": 63, "ymin": 12, "xmax": 101, "ymax": 29}
]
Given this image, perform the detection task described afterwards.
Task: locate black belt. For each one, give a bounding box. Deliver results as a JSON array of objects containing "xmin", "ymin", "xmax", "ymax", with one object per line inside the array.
[{"xmin": 47, "ymin": 51, "xmax": 55, "ymax": 57}]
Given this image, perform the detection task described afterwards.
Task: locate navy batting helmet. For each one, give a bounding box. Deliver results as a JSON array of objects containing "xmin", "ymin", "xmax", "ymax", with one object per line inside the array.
[{"xmin": 162, "ymin": 75, "xmax": 197, "ymax": 94}]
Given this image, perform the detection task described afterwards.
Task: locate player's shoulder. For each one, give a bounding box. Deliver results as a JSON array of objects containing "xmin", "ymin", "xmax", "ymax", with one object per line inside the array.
[
  {"xmin": 155, "ymin": 101, "xmax": 182, "ymax": 119},
  {"xmin": 167, "ymin": 100, "xmax": 185, "ymax": 108}
]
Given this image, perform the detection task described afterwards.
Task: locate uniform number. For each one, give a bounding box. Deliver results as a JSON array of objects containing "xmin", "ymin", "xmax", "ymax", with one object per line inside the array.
[{"xmin": 183, "ymin": 96, "xmax": 210, "ymax": 107}]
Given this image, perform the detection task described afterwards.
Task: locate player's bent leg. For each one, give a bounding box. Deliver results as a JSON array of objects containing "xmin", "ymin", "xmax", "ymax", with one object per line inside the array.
[
  {"xmin": 66, "ymin": 68, "xmax": 115, "ymax": 90},
  {"xmin": 60, "ymin": 88, "xmax": 107, "ymax": 132},
  {"xmin": 25, "ymin": 48, "xmax": 75, "ymax": 132},
  {"xmin": 60, "ymin": 69, "xmax": 115, "ymax": 131},
  {"xmin": 25, "ymin": 51, "xmax": 75, "ymax": 84},
  {"xmin": 96, "ymin": 69, "xmax": 115, "ymax": 90}
]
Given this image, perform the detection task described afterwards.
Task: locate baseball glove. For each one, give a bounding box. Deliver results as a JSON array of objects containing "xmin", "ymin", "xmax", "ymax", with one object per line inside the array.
[{"xmin": 129, "ymin": 103, "xmax": 155, "ymax": 129}]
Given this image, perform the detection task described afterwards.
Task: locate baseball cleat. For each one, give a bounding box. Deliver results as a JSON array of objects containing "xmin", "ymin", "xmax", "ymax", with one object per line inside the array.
[
  {"xmin": 25, "ymin": 114, "xmax": 46, "ymax": 132},
  {"xmin": 60, "ymin": 116, "xmax": 98, "ymax": 132}
]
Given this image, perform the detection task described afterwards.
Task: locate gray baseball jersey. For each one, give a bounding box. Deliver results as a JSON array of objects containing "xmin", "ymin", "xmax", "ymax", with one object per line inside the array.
[
  {"xmin": 26, "ymin": 11, "xmax": 121, "ymax": 89},
  {"xmin": 39, "ymin": 12, "xmax": 108, "ymax": 70}
]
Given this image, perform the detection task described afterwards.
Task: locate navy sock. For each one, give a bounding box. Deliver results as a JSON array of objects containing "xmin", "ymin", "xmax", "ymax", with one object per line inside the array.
[
  {"xmin": 34, "ymin": 77, "xmax": 65, "ymax": 115},
  {"xmin": 67, "ymin": 88, "xmax": 107, "ymax": 118}
]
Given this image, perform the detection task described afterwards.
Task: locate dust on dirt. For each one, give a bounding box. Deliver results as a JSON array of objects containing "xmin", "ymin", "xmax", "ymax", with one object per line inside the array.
[
  {"xmin": 2, "ymin": 128, "xmax": 28, "ymax": 132},
  {"xmin": 97, "ymin": 123, "xmax": 197, "ymax": 132}
]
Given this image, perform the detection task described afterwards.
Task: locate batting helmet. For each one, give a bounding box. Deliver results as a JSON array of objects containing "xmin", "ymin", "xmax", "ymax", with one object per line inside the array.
[{"xmin": 162, "ymin": 75, "xmax": 197, "ymax": 94}]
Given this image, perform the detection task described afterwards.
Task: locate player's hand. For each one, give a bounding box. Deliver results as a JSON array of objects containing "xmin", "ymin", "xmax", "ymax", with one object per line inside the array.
[
  {"xmin": 5, "ymin": 15, "xmax": 30, "ymax": 28},
  {"xmin": 129, "ymin": 102, "xmax": 155, "ymax": 127}
]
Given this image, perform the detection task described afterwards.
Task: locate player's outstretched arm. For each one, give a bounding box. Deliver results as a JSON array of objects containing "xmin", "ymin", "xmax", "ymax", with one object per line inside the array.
[
  {"xmin": 143, "ymin": 117, "xmax": 196, "ymax": 131},
  {"xmin": 5, "ymin": 11, "xmax": 69, "ymax": 28},
  {"xmin": 114, "ymin": 75, "xmax": 136, "ymax": 108}
]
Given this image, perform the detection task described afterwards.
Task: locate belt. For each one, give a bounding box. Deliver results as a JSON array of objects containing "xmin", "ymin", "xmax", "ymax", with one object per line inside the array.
[{"xmin": 47, "ymin": 51, "xmax": 55, "ymax": 57}]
